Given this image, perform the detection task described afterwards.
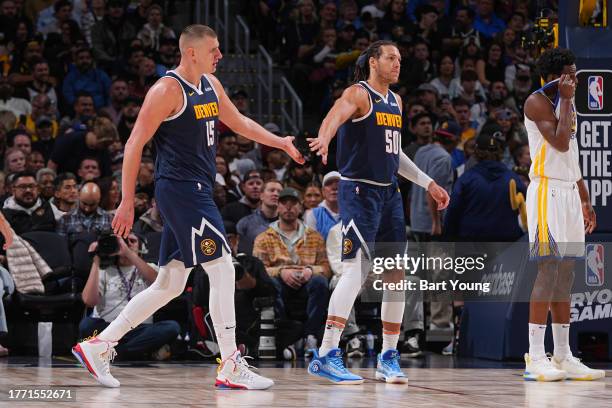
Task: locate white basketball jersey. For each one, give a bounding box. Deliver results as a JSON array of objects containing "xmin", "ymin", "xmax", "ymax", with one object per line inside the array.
[{"xmin": 524, "ymin": 79, "xmax": 581, "ymax": 183}]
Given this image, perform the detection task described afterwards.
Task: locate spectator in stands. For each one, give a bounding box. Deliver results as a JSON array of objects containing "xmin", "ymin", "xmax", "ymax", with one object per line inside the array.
[
  {"xmin": 49, "ymin": 172, "xmax": 77, "ymax": 221},
  {"xmin": 90, "ymin": 0, "xmax": 136, "ymax": 72},
  {"xmin": 416, "ymin": 83, "xmax": 441, "ymax": 118},
  {"xmin": 402, "ymin": 40, "xmax": 435, "ymax": 90},
  {"xmin": 80, "ymin": 231, "xmax": 180, "ymax": 360},
  {"xmin": 281, "ymin": 0, "xmax": 319, "ymax": 64},
  {"xmin": 2, "ymin": 171, "xmax": 56, "ymax": 234},
  {"xmin": 474, "ymin": 0, "xmax": 506, "ymax": 39},
  {"xmin": 476, "ymin": 42, "xmax": 506, "ymax": 88},
  {"xmin": 36, "ymin": 167, "xmax": 55, "ymax": 201},
  {"xmin": 213, "ymin": 182, "xmax": 227, "ymax": 210},
  {"xmin": 37, "ymin": 0, "xmax": 73, "ymax": 38},
  {"xmin": 265, "ymin": 148, "xmax": 289, "ymax": 181},
  {"xmin": 215, "ymin": 155, "xmax": 240, "ymax": 203},
  {"xmin": 97, "ymin": 176, "xmax": 120, "ymax": 213},
  {"xmin": 27, "ymin": 151, "xmax": 46, "ymax": 174},
  {"xmin": 284, "ymin": 160, "xmax": 315, "ymax": 195},
  {"xmin": 303, "ymin": 183, "xmax": 322, "ymax": 210},
  {"xmin": 400, "ymin": 102, "xmax": 426, "ymax": 147},
  {"xmin": 136, "ymin": 4, "xmax": 175, "ymax": 51},
  {"xmin": 0, "ymin": 75, "xmax": 31, "ymax": 117},
  {"xmin": 410, "ymin": 124, "xmax": 454, "ymax": 240},
  {"xmin": 128, "ymin": 57, "xmax": 158, "ymax": 99},
  {"xmin": 133, "ymin": 191, "xmax": 149, "ymax": 220},
  {"xmin": 452, "ymin": 98, "xmax": 478, "ymax": 146},
  {"xmin": 62, "ymin": 47, "xmax": 111, "ymax": 109},
  {"xmin": 404, "ymin": 112, "xmax": 433, "ymax": 161},
  {"xmin": 451, "ymin": 69, "xmax": 487, "ymax": 124},
  {"xmin": 412, "ymin": 4, "xmax": 442, "ymax": 54},
  {"xmin": 154, "ymin": 37, "xmax": 178, "ymax": 76},
  {"xmin": 436, "ymin": 119, "xmax": 464, "ymax": 170},
  {"xmin": 0, "ymin": 0, "xmax": 22, "ymax": 44},
  {"xmin": 444, "ymin": 130, "xmax": 526, "ymax": 241},
  {"xmin": 236, "ymin": 134, "xmax": 262, "ymax": 169},
  {"xmin": 100, "ymin": 78, "xmax": 129, "ymax": 125},
  {"xmin": 253, "ymin": 187, "xmax": 330, "ymax": 355},
  {"xmin": 80, "ymin": 0, "xmax": 106, "ymax": 45},
  {"xmin": 31, "ymin": 116, "xmax": 56, "ymax": 160},
  {"xmin": 133, "ymin": 197, "xmax": 163, "ymax": 235},
  {"xmin": 304, "ymin": 171, "xmax": 339, "ymax": 241},
  {"xmin": 8, "ymin": 40, "xmax": 43, "ymax": 93},
  {"xmin": 378, "ymin": 0, "xmax": 412, "ymax": 39},
  {"xmin": 441, "ymin": 6, "xmax": 480, "ymax": 55},
  {"xmin": 23, "ymin": 59, "xmax": 58, "ymax": 106},
  {"xmin": 11, "ymin": 133, "xmax": 32, "ymax": 155},
  {"xmin": 116, "ymin": 96, "xmax": 141, "ymax": 143},
  {"xmin": 59, "ymin": 91, "xmax": 95, "ymax": 134},
  {"xmin": 236, "ymin": 179, "xmax": 281, "ymax": 255},
  {"xmin": 136, "ymin": 157, "xmax": 154, "ymax": 199},
  {"xmin": 430, "ymin": 54, "xmax": 455, "ymax": 97},
  {"xmin": 319, "ymin": 0, "xmax": 338, "ymax": 29},
  {"xmin": 127, "ymin": 0, "xmax": 154, "ymax": 31},
  {"xmin": 49, "ymin": 116, "xmax": 115, "ymax": 176},
  {"xmin": 4, "ymin": 148, "xmax": 26, "ymax": 173},
  {"xmin": 77, "ymin": 157, "xmax": 101, "ymax": 182},
  {"xmin": 221, "ymin": 170, "xmax": 262, "ymax": 224},
  {"xmin": 229, "ymin": 89, "xmax": 251, "ymax": 117},
  {"xmin": 118, "ymin": 46, "xmax": 146, "ymax": 84},
  {"xmin": 25, "ymin": 94, "xmax": 58, "ymax": 141},
  {"xmin": 56, "ymin": 181, "xmax": 112, "ymax": 239}
]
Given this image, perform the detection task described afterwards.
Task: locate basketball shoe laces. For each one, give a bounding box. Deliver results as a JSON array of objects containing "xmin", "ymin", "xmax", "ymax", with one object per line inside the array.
[
  {"xmin": 82, "ymin": 330, "xmax": 117, "ymax": 376},
  {"xmin": 328, "ymin": 354, "xmax": 350, "ymax": 374},
  {"xmin": 382, "ymin": 353, "xmax": 401, "ymax": 373},
  {"xmin": 217, "ymin": 355, "xmax": 259, "ymax": 382}
]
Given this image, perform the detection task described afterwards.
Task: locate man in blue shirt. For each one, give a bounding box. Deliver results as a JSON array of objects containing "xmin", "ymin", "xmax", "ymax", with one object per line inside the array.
[
  {"xmin": 473, "ymin": 0, "xmax": 506, "ymax": 39},
  {"xmin": 62, "ymin": 48, "xmax": 111, "ymax": 109}
]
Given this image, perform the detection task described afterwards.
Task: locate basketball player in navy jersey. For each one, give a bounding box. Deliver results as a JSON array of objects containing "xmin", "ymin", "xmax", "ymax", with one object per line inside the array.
[
  {"xmin": 72, "ymin": 25, "xmax": 304, "ymax": 390},
  {"xmin": 307, "ymin": 41, "xmax": 450, "ymax": 384}
]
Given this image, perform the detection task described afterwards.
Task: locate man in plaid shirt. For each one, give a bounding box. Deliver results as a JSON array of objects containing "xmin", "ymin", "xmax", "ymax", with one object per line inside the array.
[
  {"xmin": 253, "ymin": 187, "xmax": 331, "ymax": 357},
  {"xmin": 57, "ymin": 181, "xmax": 112, "ymax": 240}
]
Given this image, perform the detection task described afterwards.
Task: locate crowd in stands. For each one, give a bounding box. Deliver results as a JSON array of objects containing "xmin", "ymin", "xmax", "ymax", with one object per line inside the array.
[{"xmin": 0, "ymin": 0, "xmax": 549, "ymax": 359}]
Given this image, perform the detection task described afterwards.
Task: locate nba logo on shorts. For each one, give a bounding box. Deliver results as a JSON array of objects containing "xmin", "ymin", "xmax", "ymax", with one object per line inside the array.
[
  {"xmin": 585, "ymin": 244, "xmax": 604, "ymax": 286},
  {"xmin": 588, "ymin": 76, "xmax": 603, "ymax": 111}
]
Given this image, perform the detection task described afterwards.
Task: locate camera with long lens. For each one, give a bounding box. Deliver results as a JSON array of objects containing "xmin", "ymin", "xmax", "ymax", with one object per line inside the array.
[
  {"xmin": 520, "ymin": 9, "xmax": 557, "ymax": 52},
  {"xmin": 95, "ymin": 230, "xmax": 120, "ymax": 268}
]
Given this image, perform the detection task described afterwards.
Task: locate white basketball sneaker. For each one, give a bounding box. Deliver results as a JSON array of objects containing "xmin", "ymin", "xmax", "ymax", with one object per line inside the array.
[
  {"xmin": 72, "ymin": 336, "xmax": 120, "ymax": 388},
  {"xmin": 551, "ymin": 354, "xmax": 606, "ymax": 381},
  {"xmin": 523, "ymin": 353, "xmax": 566, "ymax": 381},
  {"xmin": 215, "ymin": 350, "xmax": 274, "ymax": 390}
]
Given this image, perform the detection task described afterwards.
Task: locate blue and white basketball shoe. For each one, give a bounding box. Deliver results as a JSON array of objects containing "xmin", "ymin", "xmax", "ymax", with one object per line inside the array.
[{"xmin": 308, "ymin": 348, "xmax": 364, "ymax": 384}]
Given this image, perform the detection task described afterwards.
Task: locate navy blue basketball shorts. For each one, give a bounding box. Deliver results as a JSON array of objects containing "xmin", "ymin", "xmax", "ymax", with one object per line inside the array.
[
  {"xmin": 338, "ymin": 179, "xmax": 407, "ymax": 261},
  {"xmin": 155, "ymin": 178, "xmax": 230, "ymax": 267}
]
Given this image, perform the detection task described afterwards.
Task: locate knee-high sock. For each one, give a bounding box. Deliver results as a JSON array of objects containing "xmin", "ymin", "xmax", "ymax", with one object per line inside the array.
[
  {"xmin": 203, "ymin": 250, "xmax": 237, "ymax": 360},
  {"xmin": 99, "ymin": 260, "xmax": 192, "ymax": 343},
  {"xmin": 319, "ymin": 249, "xmax": 367, "ymax": 356},
  {"xmin": 382, "ymin": 289, "xmax": 405, "ymax": 353}
]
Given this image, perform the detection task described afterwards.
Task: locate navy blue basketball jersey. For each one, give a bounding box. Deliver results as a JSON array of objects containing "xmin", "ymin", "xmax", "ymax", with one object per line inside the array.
[
  {"xmin": 336, "ymin": 81, "xmax": 402, "ymax": 185},
  {"xmin": 153, "ymin": 70, "xmax": 219, "ymax": 187}
]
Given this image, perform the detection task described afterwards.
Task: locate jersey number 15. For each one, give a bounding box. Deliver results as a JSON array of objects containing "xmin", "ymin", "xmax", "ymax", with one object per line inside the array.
[
  {"xmin": 206, "ymin": 121, "xmax": 215, "ymax": 147},
  {"xmin": 385, "ymin": 129, "xmax": 400, "ymax": 154}
]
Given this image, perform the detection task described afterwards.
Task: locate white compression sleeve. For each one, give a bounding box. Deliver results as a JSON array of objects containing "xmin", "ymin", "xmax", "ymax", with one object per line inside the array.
[{"xmin": 398, "ymin": 151, "xmax": 433, "ymax": 189}]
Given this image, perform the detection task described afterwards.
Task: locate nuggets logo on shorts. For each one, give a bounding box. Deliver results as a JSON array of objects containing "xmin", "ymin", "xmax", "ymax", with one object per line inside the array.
[
  {"xmin": 200, "ymin": 239, "xmax": 217, "ymax": 256},
  {"xmin": 343, "ymin": 238, "xmax": 353, "ymax": 255}
]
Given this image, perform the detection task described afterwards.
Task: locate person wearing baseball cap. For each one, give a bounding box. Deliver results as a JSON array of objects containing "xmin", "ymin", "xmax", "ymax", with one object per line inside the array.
[
  {"xmin": 252, "ymin": 185, "xmax": 331, "ymax": 358},
  {"xmin": 434, "ymin": 120, "xmax": 463, "ymax": 169},
  {"xmin": 220, "ymin": 170, "xmax": 263, "ymax": 224},
  {"xmin": 304, "ymin": 171, "xmax": 340, "ymax": 240}
]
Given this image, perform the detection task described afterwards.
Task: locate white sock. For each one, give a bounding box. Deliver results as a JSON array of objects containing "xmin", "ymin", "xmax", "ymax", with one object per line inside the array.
[
  {"xmin": 552, "ymin": 323, "xmax": 571, "ymax": 359},
  {"xmin": 381, "ymin": 288, "xmax": 405, "ymax": 354},
  {"xmin": 319, "ymin": 321, "xmax": 344, "ymax": 357},
  {"xmin": 203, "ymin": 251, "xmax": 237, "ymax": 361},
  {"xmin": 528, "ymin": 323, "xmax": 547, "ymax": 360},
  {"xmin": 382, "ymin": 332, "xmax": 400, "ymax": 354},
  {"xmin": 99, "ymin": 260, "xmax": 191, "ymax": 342}
]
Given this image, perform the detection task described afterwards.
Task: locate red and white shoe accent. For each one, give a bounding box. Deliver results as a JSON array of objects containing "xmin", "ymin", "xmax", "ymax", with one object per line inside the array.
[
  {"xmin": 215, "ymin": 350, "xmax": 274, "ymax": 390},
  {"xmin": 72, "ymin": 336, "xmax": 120, "ymax": 388}
]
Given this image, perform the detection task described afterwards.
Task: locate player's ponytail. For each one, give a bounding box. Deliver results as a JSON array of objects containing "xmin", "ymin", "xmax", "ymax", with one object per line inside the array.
[{"xmin": 353, "ymin": 40, "xmax": 398, "ymax": 84}]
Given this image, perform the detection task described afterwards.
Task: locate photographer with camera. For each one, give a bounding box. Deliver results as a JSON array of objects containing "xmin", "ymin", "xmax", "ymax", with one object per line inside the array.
[
  {"xmin": 56, "ymin": 181, "xmax": 112, "ymax": 241},
  {"xmin": 79, "ymin": 231, "xmax": 180, "ymax": 360}
]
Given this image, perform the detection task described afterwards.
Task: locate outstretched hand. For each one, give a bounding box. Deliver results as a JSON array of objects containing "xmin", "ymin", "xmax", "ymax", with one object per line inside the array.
[
  {"xmin": 307, "ymin": 135, "xmax": 331, "ymax": 165},
  {"xmin": 428, "ymin": 182, "xmax": 450, "ymax": 210},
  {"xmin": 282, "ymin": 136, "xmax": 305, "ymax": 164}
]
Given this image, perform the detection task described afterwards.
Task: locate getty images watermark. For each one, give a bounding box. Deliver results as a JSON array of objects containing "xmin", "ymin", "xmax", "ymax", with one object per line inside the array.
[{"xmin": 370, "ymin": 253, "xmax": 491, "ymax": 292}]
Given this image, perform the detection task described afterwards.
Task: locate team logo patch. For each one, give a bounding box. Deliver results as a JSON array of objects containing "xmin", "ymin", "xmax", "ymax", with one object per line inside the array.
[
  {"xmin": 200, "ymin": 238, "xmax": 217, "ymax": 256},
  {"xmin": 343, "ymin": 238, "xmax": 353, "ymax": 255},
  {"xmin": 588, "ymin": 75, "xmax": 604, "ymax": 111},
  {"xmin": 586, "ymin": 243, "xmax": 604, "ymax": 286}
]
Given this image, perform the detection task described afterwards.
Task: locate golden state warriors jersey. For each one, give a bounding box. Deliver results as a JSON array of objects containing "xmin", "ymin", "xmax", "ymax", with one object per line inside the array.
[{"xmin": 524, "ymin": 78, "xmax": 582, "ymax": 183}]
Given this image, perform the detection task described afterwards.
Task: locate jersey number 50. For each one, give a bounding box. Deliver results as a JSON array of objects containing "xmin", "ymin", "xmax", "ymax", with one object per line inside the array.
[
  {"xmin": 385, "ymin": 129, "xmax": 400, "ymax": 154},
  {"xmin": 206, "ymin": 121, "xmax": 215, "ymax": 147}
]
